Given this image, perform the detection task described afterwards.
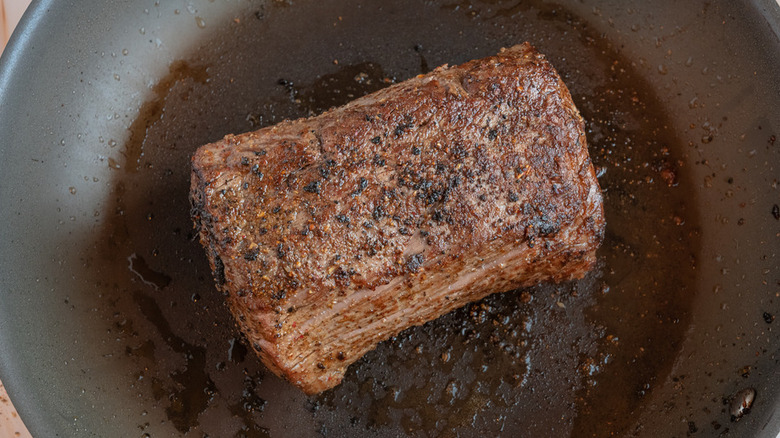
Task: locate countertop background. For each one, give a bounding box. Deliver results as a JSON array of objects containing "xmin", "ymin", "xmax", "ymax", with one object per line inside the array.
[{"xmin": 1, "ymin": 2, "xmax": 34, "ymax": 437}]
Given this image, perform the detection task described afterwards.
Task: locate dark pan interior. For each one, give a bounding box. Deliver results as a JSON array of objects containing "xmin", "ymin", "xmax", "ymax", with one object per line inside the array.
[{"xmin": 0, "ymin": 0, "xmax": 778, "ymax": 437}]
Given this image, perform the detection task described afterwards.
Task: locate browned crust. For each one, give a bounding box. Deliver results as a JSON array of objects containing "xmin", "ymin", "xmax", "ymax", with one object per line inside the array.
[{"xmin": 191, "ymin": 43, "xmax": 604, "ymax": 394}]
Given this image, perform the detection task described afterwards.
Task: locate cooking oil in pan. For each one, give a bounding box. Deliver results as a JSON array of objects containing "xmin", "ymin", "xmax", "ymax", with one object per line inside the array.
[{"xmin": 91, "ymin": 1, "xmax": 699, "ymax": 436}]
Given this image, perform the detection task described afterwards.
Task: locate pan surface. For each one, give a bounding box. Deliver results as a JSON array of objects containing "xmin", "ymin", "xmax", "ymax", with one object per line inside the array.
[{"xmin": 0, "ymin": 0, "xmax": 778, "ymax": 436}]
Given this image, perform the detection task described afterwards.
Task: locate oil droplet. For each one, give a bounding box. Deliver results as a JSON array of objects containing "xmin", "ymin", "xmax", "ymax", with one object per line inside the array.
[
  {"xmin": 122, "ymin": 48, "xmax": 129, "ymax": 56},
  {"xmin": 139, "ymin": 27, "xmax": 146, "ymax": 35},
  {"xmin": 227, "ymin": 338, "xmax": 248, "ymax": 363},
  {"xmin": 657, "ymin": 64, "xmax": 668, "ymax": 75},
  {"xmin": 730, "ymin": 388, "xmax": 756, "ymax": 421},
  {"xmin": 124, "ymin": 60, "xmax": 209, "ymax": 173},
  {"xmin": 701, "ymin": 134, "xmax": 713, "ymax": 144},
  {"xmin": 444, "ymin": 380, "xmax": 459, "ymax": 404},
  {"xmin": 127, "ymin": 253, "xmax": 172, "ymax": 290},
  {"xmin": 69, "ymin": 187, "xmax": 77, "ymax": 195},
  {"xmin": 195, "ymin": 16, "xmax": 206, "ymax": 28},
  {"xmin": 114, "ymin": 74, "xmax": 121, "ymax": 81},
  {"xmin": 108, "ymin": 157, "xmax": 121, "ymax": 169},
  {"xmin": 108, "ymin": 139, "xmax": 117, "ymax": 148}
]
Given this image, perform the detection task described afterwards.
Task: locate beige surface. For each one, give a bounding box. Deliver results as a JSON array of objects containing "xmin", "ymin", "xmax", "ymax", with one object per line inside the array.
[
  {"xmin": 2, "ymin": 2, "xmax": 34, "ymax": 437},
  {"xmin": 1, "ymin": 0, "xmax": 27, "ymax": 53},
  {"xmin": 0, "ymin": 383, "xmax": 26, "ymax": 438}
]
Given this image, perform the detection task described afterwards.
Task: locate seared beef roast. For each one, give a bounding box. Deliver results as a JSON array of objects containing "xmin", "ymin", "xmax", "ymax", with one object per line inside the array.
[{"xmin": 190, "ymin": 43, "xmax": 605, "ymax": 394}]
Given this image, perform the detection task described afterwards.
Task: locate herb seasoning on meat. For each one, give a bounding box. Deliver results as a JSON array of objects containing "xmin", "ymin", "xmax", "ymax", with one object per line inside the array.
[{"xmin": 190, "ymin": 43, "xmax": 605, "ymax": 394}]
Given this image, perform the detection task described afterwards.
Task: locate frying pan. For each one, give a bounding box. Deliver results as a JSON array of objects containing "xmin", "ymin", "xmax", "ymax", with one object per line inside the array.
[{"xmin": 0, "ymin": 0, "xmax": 778, "ymax": 436}]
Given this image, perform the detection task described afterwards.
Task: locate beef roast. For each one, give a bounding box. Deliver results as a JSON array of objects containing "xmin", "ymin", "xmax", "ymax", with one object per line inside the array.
[{"xmin": 190, "ymin": 43, "xmax": 605, "ymax": 394}]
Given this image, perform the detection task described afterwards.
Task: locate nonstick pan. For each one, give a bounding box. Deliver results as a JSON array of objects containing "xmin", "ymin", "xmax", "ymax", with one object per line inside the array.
[{"xmin": 0, "ymin": 0, "xmax": 778, "ymax": 436}]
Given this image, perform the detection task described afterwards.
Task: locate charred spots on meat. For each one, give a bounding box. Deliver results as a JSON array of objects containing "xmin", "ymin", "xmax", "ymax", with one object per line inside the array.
[
  {"xmin": 372, "ymin": 154, "xmax": 386, "ymax": 167},
  {"xmin": 394, "ymin": 122, "xmax": 413, "ymax": 137},
  {"xmin": 303, "ymin": 180, "xmax": 321, "ymax": 194},
  {"xmin": 271, "ymin": 289, "xmax": 287, "ymax": 301},
  {"xmin": 372, "ymin": 205, "xmax": 386, "ymax": 221},
  {"xmin": 319, "ymin": 159, "xmax": 336, "ymax": 179},
  {"xmin": 401, "ymin": 217, "xmax": 417, "ymax": 228},
  {"xmin": 336, "ymin": 214, "xmax": 350, "ymax": 224},
  {"xmin": 763, "ymin": 312, "xmax": 774, "ymax": 324},
  {"xmin": 363, "ymin": 236, "xmax": 387, "ymax": 258},
  {"xmin": 431, "ymin": 208, "xmax": 452, "ymax": 224},
  {"xmin": 449, "ymin": 174, "xmax": 462, "ymax": 189},
  {"xmin": 406, "ymin": 253, "xmax": 425, "ymax": 273},
  {"xmin": 285, "ymin": 171, "xmax": 300, "ymax": 190},
  {"xmin": 332, "ymin": 266, "xmax": 355, "ymax": 288},
  {"xmin": 243, "ymin": 247, "xmax": 260, "ymax": 261},
  {"xmin": 508, "ymin": 191, "xmax": 519, "ymax": 202},
  {"xmin": 772, "ymin": 204, "xmax": 779, "ymax": 220},
  {"xmin": 352, "ymin": 177, "xmax": 369, "ymax": 196},
  {"xmin": 240, "ymin": 156, "xmax": 250, "ymax": 166},
  {"xmin": 276, "ymin": 243, "xmax": 286, "ymax": 259},
  {"xmin": 370, "ymin": 136, "xmax": 381, "ymax": 144},
  {"xmin": 449, "ymin": 142, "xmax": 469, "ymax": 160},
  {"xmin": 212, "ymin": 253, "xmax": 226, "ymax": 286},
  {"xmin": 535, "ymin": 217, "xmax": 560, "ymax": 237},
  {"xmin": 221, "ymin": 233, "xmax": 234, "ymax": 247}
]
